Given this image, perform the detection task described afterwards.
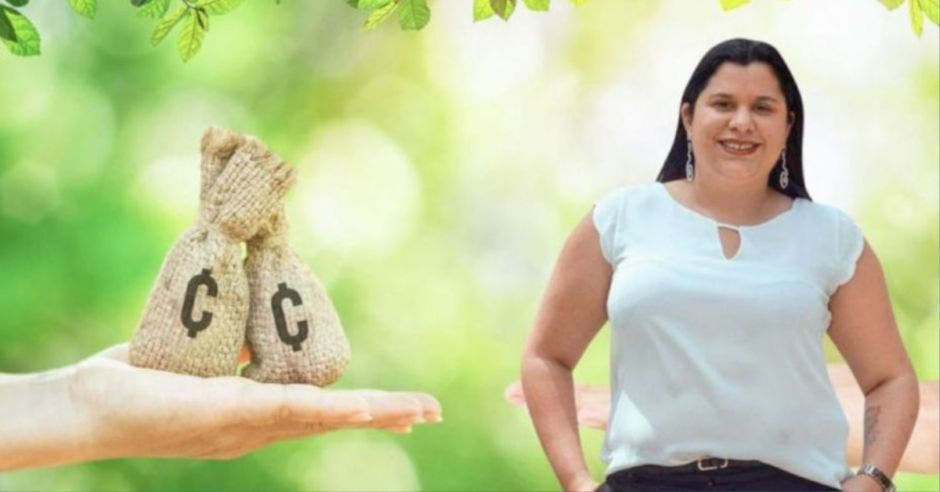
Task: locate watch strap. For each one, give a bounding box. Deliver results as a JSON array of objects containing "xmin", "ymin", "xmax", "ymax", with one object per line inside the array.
[{"xmin": 858, "ymin": 464, "xmax": 895, "ymax": 492}]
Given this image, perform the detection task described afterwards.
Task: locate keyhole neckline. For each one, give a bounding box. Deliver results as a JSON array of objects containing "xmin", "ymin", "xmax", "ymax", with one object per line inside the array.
[{"xmin": 657, "ymin": 181, "xmax": 801, "ymax": 231}]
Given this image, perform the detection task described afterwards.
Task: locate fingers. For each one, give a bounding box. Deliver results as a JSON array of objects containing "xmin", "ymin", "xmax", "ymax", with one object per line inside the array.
[
  {"xmin": 352, "ymin": 390, "xmax": 423, "ymax": 423},
  {"xmin": 501, "ymin": 378, "xmax": 610, "ymax": 430},
  {"xmin": 352, "ymin": 389, "xmax": 442, "ymax": 423},
  {"xmin": 259, "ymin": 417, "xmax": 415, "ymax": 444},
  {"xmin": 282, "ymin": 385, "xmax": 373, "ymax": 424},
  {"xmin": 504, "ymin": 381, "xmax": 526, "ymax": 407},
  {"xmin": 214, "ymin": 384, "xmax": 441, "ymax": 430},
  {"xmin": 575, "ymin": 383, "xmax": 611, "ymax": 399},
  {"xmin": 577, "ymin": 411, "xmax": 609, "ymax": 430},
  {"xmin": 401, "ymin": 391, "xmax": 442, "ymax": 422},
  {"xmin": 573, "ymin": 383, "xmax": 610, "ymax": 431},
  {"xmin": 276, "ymin": 416, "xmax": 416, "ymax": 437},
  {"xmin": 235, "ymin": 386, "xmax": 441, "ymax": 427},
  {"xmin": 225, "ymin": 382, "xmax": 373, "ymax": 426},
  {"xmin": 183, "ymin": 387, "xmax": 442, "ymax": 451}
]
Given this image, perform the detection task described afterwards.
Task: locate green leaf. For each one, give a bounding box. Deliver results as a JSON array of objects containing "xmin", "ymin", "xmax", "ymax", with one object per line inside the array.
[
  {"xmin": 137, "ymin": 0, "xmax": 169, "ymax": 19},
  {"xmin": 0, "ymin": 6, "xmax": 39, "ymax": 56},
  {"xmin": 196, "ymin": 0, "xmax": 244, "ymax": 15},
  {"xmin": 398, "ymin": 0, "xmax": 430, "ymax": 30},
  {"xmin": 358, "ymin": 0, "xmax": 392, "ymax": 11},
  {"xmin": 177, "ymin": 9, "xmax": 205, "ymax": 62},
  {"xmin": 523, "ymin": 0, "xmax": 549, "ymax": 10},
  {"xmin": 363, "ymin": 0, "xmax": 397, "ymax": 29},
  {"xmin": 921, "ymin": 0, "xmax": 939, "ymax": 25},
  {"xmin": 719, "ymin": 0, "xmax": 750, "ymax": 11},
  {"xmin": 150, "ymin": 5, "xmax": 187, "ymax": 46},
  {"xmin": 490, "ymin": 0, "xmax": 516, "ymax": 20},
  {"xmin": 473, "ymin": 0, "xmax": 495, "ymax": 21},
  {"xmin": 910, "ymin": 0, "xmax": 924, "ymax": 35},
  {"xmin": 6, "ymin": 0, "xmax": 28, "ymax": 7},
  {"xmin": 0, "ymin": 7, "xmax": 15, "ymax": 41},
  {"xmin": 66, "ymin": 0, "xmax": 97, "ymax": 18},
  {"xmin": 878, "ymin": 0, "xmax": 905, "ymax": 10},
  {"xmin": 195, "ymin": 6, "xmax": 209, "ymax": 31}
]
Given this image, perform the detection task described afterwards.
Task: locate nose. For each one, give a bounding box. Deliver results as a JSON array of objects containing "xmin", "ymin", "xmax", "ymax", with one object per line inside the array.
[{"xmin": 728, "ymin": 107, "xmax": 755, "ymax": 133}]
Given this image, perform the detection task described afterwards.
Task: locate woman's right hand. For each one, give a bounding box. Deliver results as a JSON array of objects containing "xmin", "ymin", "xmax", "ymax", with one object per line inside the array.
[{"xmin": 565, "ymin": 475, "xmax": 601, "ymax": 492}]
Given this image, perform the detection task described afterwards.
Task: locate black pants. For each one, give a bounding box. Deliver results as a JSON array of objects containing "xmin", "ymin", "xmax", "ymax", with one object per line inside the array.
[{"xmin": 597, "ymin": 459, "xmax": 839, "ymax": 491}]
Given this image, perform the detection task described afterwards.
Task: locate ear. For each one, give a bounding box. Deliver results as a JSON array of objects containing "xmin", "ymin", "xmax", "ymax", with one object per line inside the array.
[
  {"xmin": 786, "ymin": 111, "xmax": 795, "ymax": 135},
  {"xmin": 680, "ymin": 102, "xmax": 693, "ymax": 137}
]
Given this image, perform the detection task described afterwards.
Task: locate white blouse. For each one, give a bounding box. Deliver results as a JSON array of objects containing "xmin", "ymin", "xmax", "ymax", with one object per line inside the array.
[{"xmin": 592, "ymin": 181, "xmax": 865, "ymax": 489}]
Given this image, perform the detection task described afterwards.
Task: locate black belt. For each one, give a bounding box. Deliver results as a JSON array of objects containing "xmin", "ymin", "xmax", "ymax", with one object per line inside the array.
[
  {"xmin": 604, "ymin": 459, "xmax": 839, "ymax": 491},
  {"xmin": 619, "ymin": 458, "xmax": 766, "ymax": 475}
]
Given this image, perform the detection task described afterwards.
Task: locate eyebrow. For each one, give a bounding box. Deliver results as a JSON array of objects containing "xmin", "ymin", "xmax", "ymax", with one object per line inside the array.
[{"xmin": 709, "ymin": 93, "xmax": 781, "ymax": 103}]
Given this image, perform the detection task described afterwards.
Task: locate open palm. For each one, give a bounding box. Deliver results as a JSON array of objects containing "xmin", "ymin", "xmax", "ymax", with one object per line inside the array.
[{"xmin": 68, "ymin": 343, "xmax": 441, "ymax": 461}]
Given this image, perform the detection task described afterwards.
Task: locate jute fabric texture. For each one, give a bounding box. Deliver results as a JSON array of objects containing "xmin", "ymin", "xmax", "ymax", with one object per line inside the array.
[{"xmin": 130, "ymin": 128, "xmax": 295, "ymax": 377}]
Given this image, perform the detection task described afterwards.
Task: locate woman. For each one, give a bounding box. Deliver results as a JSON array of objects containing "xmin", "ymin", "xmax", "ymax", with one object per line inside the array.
[{"xmin": 520, "ymin": 39, "xmax": 919, "ymax": 492}]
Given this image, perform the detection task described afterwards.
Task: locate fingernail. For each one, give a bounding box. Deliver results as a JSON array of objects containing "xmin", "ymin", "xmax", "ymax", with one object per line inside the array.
[
  {"xmin": 429, "ymin": 414, "xmax": 443, "ymax": 423},
  {"xmin": 351, "ymin": 412, "xmax": 373, "ymax": 423}
]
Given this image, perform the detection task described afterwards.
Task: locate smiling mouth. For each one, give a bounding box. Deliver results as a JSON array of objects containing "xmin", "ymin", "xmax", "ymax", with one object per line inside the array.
[{"xmin": 718, "ymin": 140, "xmax": 760, "ymax": 156}]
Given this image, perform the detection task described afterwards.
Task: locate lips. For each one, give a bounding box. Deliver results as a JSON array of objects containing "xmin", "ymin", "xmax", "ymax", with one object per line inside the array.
[{"xmin": 718, "ymin": 139, "xmax": 760, "ymax": 156}]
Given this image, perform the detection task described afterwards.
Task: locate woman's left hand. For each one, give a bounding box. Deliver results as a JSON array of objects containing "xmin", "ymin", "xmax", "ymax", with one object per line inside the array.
[{"xmin": 840, "ymin": 474, "xmax": 884, "ymax": 492}]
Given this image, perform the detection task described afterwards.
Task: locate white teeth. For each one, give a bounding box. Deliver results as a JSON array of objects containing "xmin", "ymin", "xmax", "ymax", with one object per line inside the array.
[{"xmin": 722, "ymin": 141, "xmax": 757, "ymax": 151}]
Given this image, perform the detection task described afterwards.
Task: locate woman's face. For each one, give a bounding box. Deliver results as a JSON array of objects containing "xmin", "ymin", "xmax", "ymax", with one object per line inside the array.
[{"xmin": 681, "ymin": 61, "xmax": 794, "ymax": 185}]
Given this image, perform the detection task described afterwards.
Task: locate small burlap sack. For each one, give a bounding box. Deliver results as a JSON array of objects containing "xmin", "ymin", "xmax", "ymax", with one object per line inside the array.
[
  {"xmin": 130, "ymin": 128, "xmax": 296, "ymax": 377},
  {"xmin": 243, "ymin": 208, "xmax": 351, "ymax": 386}
]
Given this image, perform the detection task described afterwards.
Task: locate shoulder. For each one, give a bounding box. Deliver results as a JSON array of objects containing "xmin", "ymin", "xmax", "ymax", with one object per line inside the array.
[
  {"xmin": 595, "ymin": 182, "xmax": 661, "ymax": 208},
  {"xmin": 795, "ymin": 199, "xmax": 867, "ymax": 293},
  {"xmin": 792, "ymin": 199, "xmax": 865, "ymax": 254},
  {"xmin": 795, "ymin": 199, "xmax": 860, "ymax": 231},
  {"xmin": 592, "ymin": 182, "xmax": 661, "ymax": 264},
  {"xmin": 593, "ymin": 182, "xmax": 663, "ymax": 230}
]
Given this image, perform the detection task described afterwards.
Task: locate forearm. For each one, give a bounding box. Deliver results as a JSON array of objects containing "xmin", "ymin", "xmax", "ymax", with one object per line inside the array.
[
  {"xmin": 522, "ymin": 354, "xmax": 594, "ymax": 491},
  {"xmin": 842, "ymin": 379, "xmax": 938, "ymax": 474},
  {"xmin": 906, "ymin": 381, "xmax": 940, "ymax": 473},
  {"xmin": 0, "ymin": 366, "xmax": 96, "ymax": 471},
  {"xmin": 859, "ymin": 373, "xmax": 919, "ymax": 477}
]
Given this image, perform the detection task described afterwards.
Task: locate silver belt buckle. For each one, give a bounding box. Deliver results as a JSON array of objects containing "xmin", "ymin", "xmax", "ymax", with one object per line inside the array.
[{"xmin": 696, "ymin": 458, "xmax": 729, "ymax": 471}]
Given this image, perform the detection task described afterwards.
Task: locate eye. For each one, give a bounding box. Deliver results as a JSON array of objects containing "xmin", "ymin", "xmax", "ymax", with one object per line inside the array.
[
  {"xmin": 712, "ymin": 101, "xmax": 732, "ymax": 110},
  {"xmin": 755, "ymin": 105, "xmax": 774, "ymax": 113}
]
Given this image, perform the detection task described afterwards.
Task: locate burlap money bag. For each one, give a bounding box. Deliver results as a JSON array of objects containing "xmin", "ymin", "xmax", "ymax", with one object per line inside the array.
[
  {"xmin": 130, "ymin": 130, "xmax": 296, "ymax": 377},
  {"xmin": 243, "ymin": 209, "xmax": 351, "ymax": 386}
]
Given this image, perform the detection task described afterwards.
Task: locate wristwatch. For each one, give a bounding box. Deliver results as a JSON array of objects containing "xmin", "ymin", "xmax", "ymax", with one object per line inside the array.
[{"xmin": 857, "ymin": 464, "xmax": 895, "ymax": 492}]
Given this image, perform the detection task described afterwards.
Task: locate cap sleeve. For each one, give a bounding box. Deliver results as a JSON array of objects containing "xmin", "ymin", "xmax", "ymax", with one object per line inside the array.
[
  {"xmin": 592, "ymin": 188, "xmax": 628, "ymax": 265},
  {"xmin": 827, "ymin": 209, "xmax": 865, "ymax": 295}
]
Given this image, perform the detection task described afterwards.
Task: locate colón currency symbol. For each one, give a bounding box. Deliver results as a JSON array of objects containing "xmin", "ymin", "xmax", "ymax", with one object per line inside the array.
[
  {"xmin": 271, "ymin": 282, "xmax": 309, "ymax": 352},
  {"xmin": 180, "ymin": 268, "xmax": 218, "ymax": 338}
]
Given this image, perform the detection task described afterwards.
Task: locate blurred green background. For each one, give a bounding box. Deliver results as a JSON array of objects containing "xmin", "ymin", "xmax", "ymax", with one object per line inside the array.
[{"xmin": 0, "ymin": 1, "xmax": 937, "ymax": 490}]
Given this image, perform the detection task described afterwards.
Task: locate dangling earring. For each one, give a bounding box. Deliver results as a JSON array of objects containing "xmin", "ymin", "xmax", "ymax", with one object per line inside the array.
[
  {"xmin": 685, "ymin": 139, "xmax": 694, "ymax": 182},
  {"xmin": 779, "ymin": 149, "xmax": 789, "ymax": 189}
]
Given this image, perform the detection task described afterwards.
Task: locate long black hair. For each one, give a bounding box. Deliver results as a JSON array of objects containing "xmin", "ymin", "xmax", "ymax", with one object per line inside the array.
[{"xmin": 655, "ymin": 38, "xmax": 811, "ymax": 200}]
